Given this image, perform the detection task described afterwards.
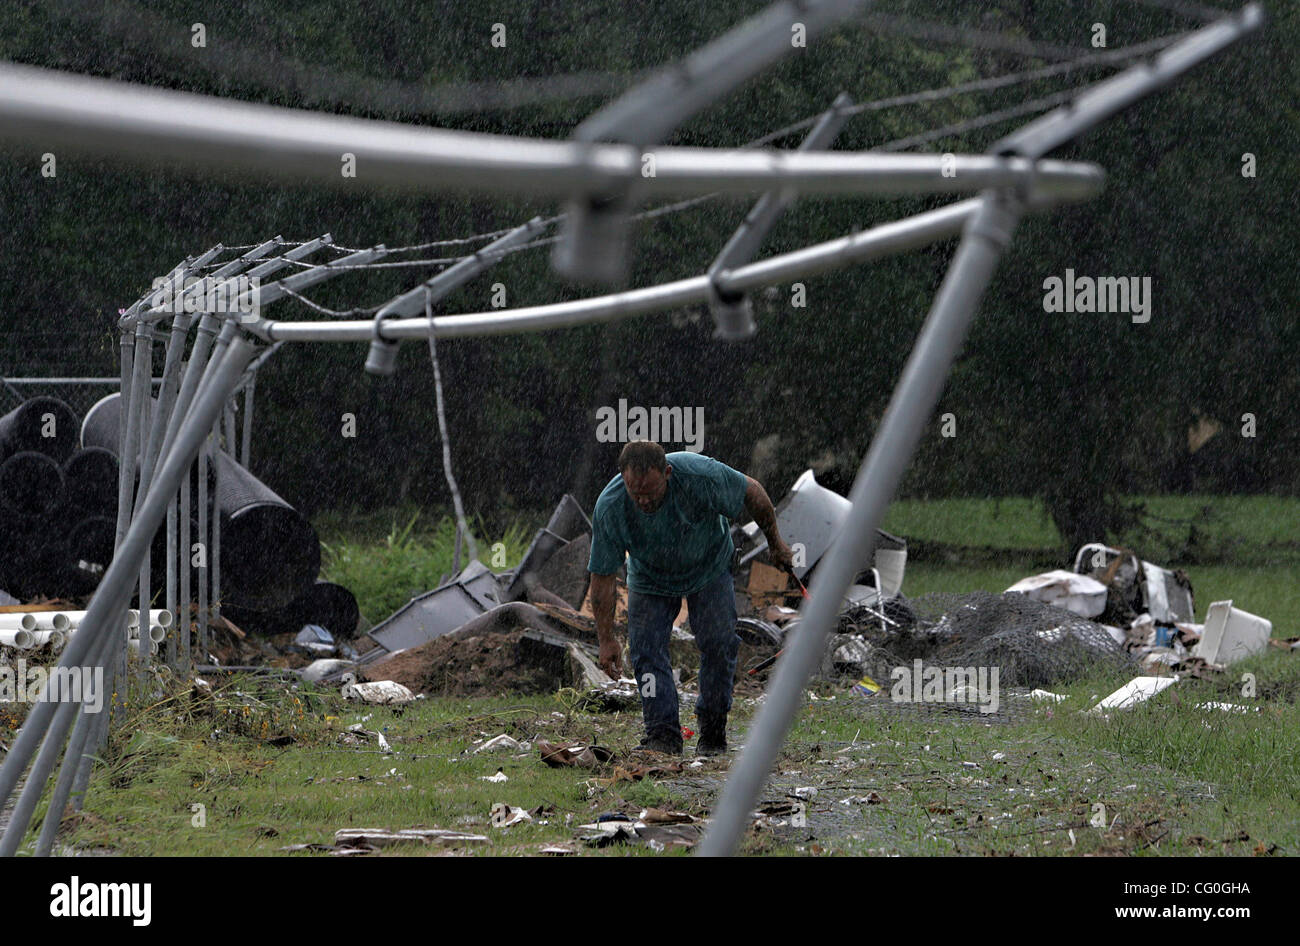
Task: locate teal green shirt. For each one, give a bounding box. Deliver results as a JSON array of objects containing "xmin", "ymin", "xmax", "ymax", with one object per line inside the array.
[{"xmin": 587, "ymin": 452, "xmax": 748, "ymax": 597}]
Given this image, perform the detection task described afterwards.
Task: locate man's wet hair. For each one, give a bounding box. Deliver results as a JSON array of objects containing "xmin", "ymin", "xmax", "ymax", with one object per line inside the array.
[{"xmin": 618, "ymin": 440, "xmax": 667, "ymax": 474}]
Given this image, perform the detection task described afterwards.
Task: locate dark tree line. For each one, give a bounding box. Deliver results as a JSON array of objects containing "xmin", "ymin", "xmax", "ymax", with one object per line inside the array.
[{"xmin": 1, "ymin": 0, "xmax": 1295, "ymax": 550}]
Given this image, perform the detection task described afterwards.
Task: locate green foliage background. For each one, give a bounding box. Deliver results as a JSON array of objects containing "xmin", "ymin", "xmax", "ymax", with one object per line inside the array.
[{"xmin": 1, "ymin": 1, "xmax": 1295, "ymax": 549}]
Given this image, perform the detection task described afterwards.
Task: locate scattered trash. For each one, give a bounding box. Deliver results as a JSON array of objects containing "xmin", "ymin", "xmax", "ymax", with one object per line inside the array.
[
  {"xmin": 1005, "ymin": 570, "xmax": 1108, "ymax": 619},
  {"xmin": 599, "ymin": 760, "xmax": 685, "ymax": 784},
  {"xmin": 302, "ymin": 658, "xmax": 356, "ymax": 683},
  {"xmin": 1194, "ymin": 701, "xmax": 1258, "ymax": 714},
  {"xmin": 1194, "ymin": 600, "xmax": 1272, "ymax": 665},
  {"xmin": 734, "ymin": 470, "xmax": 908, "ymax": 587},
  {"xmin": 637, "ymin": 823, "xmax": 704, "ymax": 851},
  {"xmin": 1073, "ymin": 544, "xmax": 1194, "ymax": 624},
  {"xmin": 1091, "ymin": 675, "xmax": 1179, "ymax": 712},
  {"xmin": 506, "ymin": 494, "xmax": 592, "ymax": 602},
  {"xmin": 480, "ymin": 768, "xmax": 509, "ymax": 783},
  {"xmin": 295, "ymin": 624, "xmax": 336, "ymax": 657},
  {"xmin": 640, "ymin": 808, "xmax": 698, "ymax": 824},
  {"xmin": 1029, "ymin": 689, "xmax": 1067, "ymax": 703},
  {"xmin": 840, "ymin": 792, "xmax": 885, "ymax": 805},
  {"xmin": 366, "ymin": 559, "xmax": 504, "ymax": 654},
  {"xmin": 537, "ymin": 740, "xmax": 616, "ymax": 768},
  {"xmin": 851, "ymin": 674, "xmax": 881, "ymax": 695},
  {"xmin": 327, "ymin": 827, "xmax": 489, "ymax": 852},
  {"xmin": 474, "ymin": 734, "xmax": 523, "ymax": 753},
  {"xmin": 577, "ymin": 678, "xmax": 640, "ymax": 712},
  {"xmin": 582, "ymin": 825, "xmax": 638, "ymax": 847},
  {"xmin": 341, "ymin": 679, "xmax": 416, "ymax": 705},
  {"xmin": 489, "ymin": 803, "xmax": 532, "ymax": 827}
]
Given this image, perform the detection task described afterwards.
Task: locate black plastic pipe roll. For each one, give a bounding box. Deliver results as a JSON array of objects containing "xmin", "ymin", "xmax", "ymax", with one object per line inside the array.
[
  {"xmin": 222, "ymin": 580, "xmax": 359, "ymax": 639},
  {"xmin": 82, "ymin": 393, "xmax": 321, "ymax": 611},
  {"xmin": 66, "ymin": 515, "xmax": 116, "ymax": 595},
  {"xmin": 62, "ymin": 447, "xmax": 119, "ymax": 517},
  {"xmin": 219, "ymin": 602, "xmax": 295, "ymax": 637},
  {"xmin": 0, "ymin": 450, "xmax": 65, "ymax": 519},
  {"xmin": 6, "ymin": 535, "xmax": 71, "ymax": 600},
  {"xmin": 68, "ymin": 514, "xmax": 116, "ymax": 572},
  {"xmin": 214, "ymin": 451, "xmax": 320, "ymax": 611},
  {"xmin": 80, "ymin": 392, "xmax": 136, "ymax": 457},
  {"xmin": 0, "ymin": 396, "xmax": 80, "ymax": 464},
  {"xmin": 0, "ymin": 513, "xmax": 40, "ymax": 589},
  {"xmin": 295, "ymin": 580, "xmax": 360, "ymax": 639}
]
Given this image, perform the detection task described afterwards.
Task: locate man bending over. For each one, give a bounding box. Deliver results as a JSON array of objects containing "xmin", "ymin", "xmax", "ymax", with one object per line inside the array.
[{"xmin": 587, "ymin": 440, "xmax": 791, "ymax": 756}]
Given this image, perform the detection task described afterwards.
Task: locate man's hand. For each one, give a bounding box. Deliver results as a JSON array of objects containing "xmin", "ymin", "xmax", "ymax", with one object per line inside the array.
[
  {"xmin": 767, "ymin": 537, "xmax": 795, "ymax": 574},
  {"xmin": 590, "ymin": 572, "xmax": 621, "ymax": 678},
  {"xmin": 743, "ymin": 475, "xmax": 794, "ymax": 575},
  {"xmin": 598, "ymin": 635, "xmax": 623, "ymax": 678}
]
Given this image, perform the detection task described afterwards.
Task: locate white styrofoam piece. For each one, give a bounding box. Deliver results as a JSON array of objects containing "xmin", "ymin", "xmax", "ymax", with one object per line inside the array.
[{"xmin": 1091, "ymin": 675, "xmax": 1178, "ymax": 712}]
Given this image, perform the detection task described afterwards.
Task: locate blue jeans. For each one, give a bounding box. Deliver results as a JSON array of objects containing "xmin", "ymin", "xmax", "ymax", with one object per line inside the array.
[{"xmin": 627, "ymin": 567, "xmax": 739, "ymax": 739}]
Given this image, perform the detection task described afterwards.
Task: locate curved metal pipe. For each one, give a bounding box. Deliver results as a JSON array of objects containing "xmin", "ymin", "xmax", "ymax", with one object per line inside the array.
[{"xmin": 0, "ymin": 62, "xmax": 1102, "ymax": 201}]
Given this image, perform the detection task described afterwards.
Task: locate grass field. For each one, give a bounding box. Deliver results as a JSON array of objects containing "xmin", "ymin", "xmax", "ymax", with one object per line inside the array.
[{"xmin": 20, "ymin": 495, "xmax": 1299, "ymax": 856}]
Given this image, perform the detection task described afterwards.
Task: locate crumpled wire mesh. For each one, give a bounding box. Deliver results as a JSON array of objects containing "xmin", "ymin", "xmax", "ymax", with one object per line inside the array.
[{"xmin": 843, "ymin": 590, "xmax": 1135, "ymax": 690}]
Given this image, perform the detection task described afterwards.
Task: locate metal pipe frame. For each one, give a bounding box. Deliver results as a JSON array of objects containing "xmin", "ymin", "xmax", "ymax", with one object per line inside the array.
[
  {"xmin": 195, "ymin": 412, "xmax": 217, "ymax": 657},
  {"xmin": 0, "ymin": 62, "xmax": 1101, "ymax": 204},
  {"xmin": 35, "ymin": 626, "xmax": 116, "ymax": 856},
  {"xmin": 577, "ymin": 1, "xmax": 866, "ymax": 148},
  {"xmin": 0, "ymin": 0, "xmax": 1259, "ymax": 858},
  {"xmin": 697, "ymin": 3, "xmax": 1264, "ymax": 856},
  {"xmin": 135, "ymin": 353, "xmax": 154, "ymax": 669},
  {"xmin": 706, "ymin": 91, "xmax": 853, "ymax": 339},
  {"xmin": 699, "ymin": 188, "xmax": 1023, "ymax": 856},
  {"xmin": 166, "ymin": 482, "xmax": 178, "ymax": 666},
  {"xmin": 192, "ymin": 324, "xmax": 242, "ymax": 656},
  {"xmin": 197, "ymin": 427, "xmax": 209, "ymax": 652},
  {"xmin": 365, "ymin": 217, "xmax": 549, "ymax": 375},
  {"xmin": 992, "ymin": 4, "xmax": 1264, "ymax": 159},
  {"xmin": 213, "ymin": 409, "xmax": 228, "ymax": 623},
  {"xmin": 248, "ymin": 188, "xmax": 1082, "ymax": 345},
  {"xmin": 179, "ymin": 451, "xmax": 191, "ymax": 672},
  {"xmin": 121, "ymin": 235, "xmax": 333, "ymax": 330},
  {"xmin": 556, "ymin": 0, "xmax": 867, "ymax": 281},
  {"xmin": 240, "ymin": 374, "xmax": 256, "ymax": 468},
  {"xmin": 0, "ymin": 338, "xmax": 255, "ymax": 855}
]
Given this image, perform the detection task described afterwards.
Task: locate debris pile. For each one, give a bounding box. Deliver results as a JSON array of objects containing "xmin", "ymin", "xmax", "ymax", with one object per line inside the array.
[
  {"xmin": 840, "ymin": 590, "xmax": 1136, "ymax": 691},
  {"xmin": 202, "ymin": 468, "xmax": 1284, "ymax": 725},
  {"xmin": 363, "ymin": 626, "xmax": 584, "ymax": 697}
]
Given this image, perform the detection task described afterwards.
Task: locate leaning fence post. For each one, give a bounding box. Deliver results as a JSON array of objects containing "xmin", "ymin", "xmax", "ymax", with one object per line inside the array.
[{"xmin": 698, "ymin": 189, "xmax": 1025, "ymax": 856}]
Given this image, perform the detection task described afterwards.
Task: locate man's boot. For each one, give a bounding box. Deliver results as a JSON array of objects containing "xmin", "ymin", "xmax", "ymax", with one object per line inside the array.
[
  {"xmin": 696, "ymin": 711, "xmax": 728, "ymax": 757},
  {"xmin": 635, "ymin": 727, "xmax": 683, "ymax": 756}
]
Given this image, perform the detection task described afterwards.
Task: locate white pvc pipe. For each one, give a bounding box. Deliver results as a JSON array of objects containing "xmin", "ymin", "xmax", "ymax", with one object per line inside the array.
[
  {"xmin": 112, "ymin": 609, "xmax": 173, "ymax": 630},
  {"xmin": 25, "ymin": 630, "xmax": 66, "ymax": 650},
  {"xmin": 0, "ymin": 612, "xmax": 68, "ymax": 631},
  {"xmin": 0, "ymin": 629, "xmax": 35, "ymax": 649}
]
